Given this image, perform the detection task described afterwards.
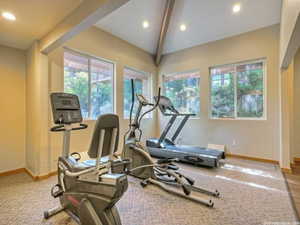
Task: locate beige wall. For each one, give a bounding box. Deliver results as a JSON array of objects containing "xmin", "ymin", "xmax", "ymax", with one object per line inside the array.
[
  {"xmin": 25, "ymin": 42, "xmax": 50, "ymax": 176},
  {"xmin": 25, "ymin": 43, "xmax": 37, "ymax": 174},
  {"xmin": 2, "ymin": 24, "xmax": 283, "ymax": 174},
  {"xmin": 0, "ymin": 45, "xmax": 26, "ymax": 173},
  {"xmin": 48, "ymin": 27, "xmax": 158, "ymax": 172},
  {"xmin": 293, "ymin": 49, "xmax": 300, "ymax": 159},
  {"xmin": 159, "ymin": 25, "xmax": 280, "ymax": 161},
  {"xmin": 280, "ymin": 61, "xmax": 294, "ymax": 169},
  {"xmin": 279, "ymin": 46, "xmax": 300, "ymax": 167}
]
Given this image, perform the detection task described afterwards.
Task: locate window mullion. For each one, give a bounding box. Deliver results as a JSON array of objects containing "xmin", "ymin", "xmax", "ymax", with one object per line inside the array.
[
  {"xmin": 88, "ymin": 58, "xmax": 92, "ymax": 119},
  {"xmin": 234, "ymin": 65, "xmax": 238, "ymax": 119}
]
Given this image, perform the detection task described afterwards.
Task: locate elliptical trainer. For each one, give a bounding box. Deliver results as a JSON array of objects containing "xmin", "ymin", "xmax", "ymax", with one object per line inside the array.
[{"xmin": 122, "ymin": 80, "xmax": 220, "ymax": 207}]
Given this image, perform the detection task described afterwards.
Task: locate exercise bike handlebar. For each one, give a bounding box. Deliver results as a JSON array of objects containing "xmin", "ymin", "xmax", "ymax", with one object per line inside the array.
[
  {"xmin": 50, "ymin": 124, "xmax": 88, "ymax": 132},
  {"xmin": 65, "ymin": 166, "xmax": 96, "ymax": 177}
]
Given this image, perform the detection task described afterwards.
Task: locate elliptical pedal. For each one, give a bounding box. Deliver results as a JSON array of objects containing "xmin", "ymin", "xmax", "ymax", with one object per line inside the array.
[{"xmin": 140, "ymin": 179, "xmax": 149, "ymax": 188}]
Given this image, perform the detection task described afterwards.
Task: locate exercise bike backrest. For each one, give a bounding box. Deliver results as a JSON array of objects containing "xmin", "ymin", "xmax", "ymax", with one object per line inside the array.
[{"xmin": 88, "ymin": 114, "xmax": 119, "ymax": 159}]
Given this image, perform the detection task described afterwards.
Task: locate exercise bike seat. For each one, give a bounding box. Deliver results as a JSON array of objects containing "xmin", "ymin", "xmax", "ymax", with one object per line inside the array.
[
  {"xmin": 70, "ymin": 114, "xmax": 131, "ymax": 173},
  {"xmin": 60, "ymin": 156, "xmax": 96, "ymax": 173}
]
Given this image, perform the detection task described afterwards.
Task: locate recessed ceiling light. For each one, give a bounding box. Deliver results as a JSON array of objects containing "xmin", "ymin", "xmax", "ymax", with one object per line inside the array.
[
  {"xmin": 2, "ymin": 12, "xmax": 16, "ymax": 21},
  {"xmin": 143, "ymin": 20, "xmax": 149, "ymax": 29},
  {"xmin": 233, "ymin": 4, "xmax": 241, "ymax": 13},
  {"xmin": 180, "ymin": 24, "xmax": 186, "ymax": 31}
]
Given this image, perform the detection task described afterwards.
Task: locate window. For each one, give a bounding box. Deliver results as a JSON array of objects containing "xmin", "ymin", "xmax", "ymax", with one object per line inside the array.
[
  {"xmin": 123, "ymin": 67, "xmax": 151, "ymax": 118},
  {"xmin": 210, "ymin": 59, "xmax": 266, "ymax": 119},
  {"xmin": 210, "ymin": 66, "xmax": 235, "ymax": 118},
  {"xmin": 64, "ymin": 50, "xmax": 114, "ymax": 120},
  {"xmin": 163, "ymin": 70, "xmax": 200, "ymax": 116}
]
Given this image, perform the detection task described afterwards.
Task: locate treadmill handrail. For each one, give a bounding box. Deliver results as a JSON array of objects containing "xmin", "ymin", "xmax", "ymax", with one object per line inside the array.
[{"xmin": 155, "ymin": 95, "xmax": 196, "ymax": 145}]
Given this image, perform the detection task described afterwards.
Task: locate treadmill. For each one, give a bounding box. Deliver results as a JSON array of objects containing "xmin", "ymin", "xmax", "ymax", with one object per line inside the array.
[{"xmin": 146, "ymin": 96, "xmax": 225, "ymax": 168}]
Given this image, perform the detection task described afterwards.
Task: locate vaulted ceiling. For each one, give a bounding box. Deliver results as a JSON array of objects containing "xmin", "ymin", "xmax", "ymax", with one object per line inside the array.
[
  {"xmin": 0, "ymin": 0, "xmax": 282, "ymax": 55},
  {"xmin": 96, "ymin": 0, "xmax": 166, "ymax": 54},
  {"xmin": 96, "ymin": 0, "xmax": 282, "ymax": 55}
]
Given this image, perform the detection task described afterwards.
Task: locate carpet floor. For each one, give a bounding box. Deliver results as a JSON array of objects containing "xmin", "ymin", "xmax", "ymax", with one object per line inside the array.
[{"xmin": 0, "ymin": 158, "xmax": 298, "ymax": 225}]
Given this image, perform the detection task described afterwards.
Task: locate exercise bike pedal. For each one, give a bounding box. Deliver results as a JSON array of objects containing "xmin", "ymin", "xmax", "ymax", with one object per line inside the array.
[{"xmin": 51, "ymin": 184, "xmax": 64, "ymax": 198}]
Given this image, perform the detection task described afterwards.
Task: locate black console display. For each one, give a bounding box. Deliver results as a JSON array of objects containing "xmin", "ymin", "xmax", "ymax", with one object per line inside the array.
[{"xmin": 50, "ymin": 93, "xmax": 83, "ymax": 124}]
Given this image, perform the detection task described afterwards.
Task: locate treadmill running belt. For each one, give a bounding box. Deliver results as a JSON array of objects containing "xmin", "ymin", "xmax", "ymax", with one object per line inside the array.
[{"xmin": 165, "ymin": 145, "xmax": 224, "ymax": 158}]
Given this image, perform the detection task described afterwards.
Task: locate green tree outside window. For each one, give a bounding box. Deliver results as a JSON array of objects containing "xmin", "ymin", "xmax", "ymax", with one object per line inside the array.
[
  {"xmin": 123, "ymin": 67, "xmax": 151, "ymax": 119},
  {"xmin": 163, "ymin": 71, "xmax": 200, "ymax": 116},
  {"xmin": 210, "ymin": 61, "xmax": 265, "ymax": 119},
  {"xmin": 64, "ymin": 51, "xmax": 114, "ymax": 120}
]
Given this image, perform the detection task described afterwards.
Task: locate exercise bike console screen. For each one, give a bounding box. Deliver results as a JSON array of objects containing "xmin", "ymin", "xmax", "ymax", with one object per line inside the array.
[{"xmin": 50, "ymin": 93, "xmax": 83, "ymax": 124}]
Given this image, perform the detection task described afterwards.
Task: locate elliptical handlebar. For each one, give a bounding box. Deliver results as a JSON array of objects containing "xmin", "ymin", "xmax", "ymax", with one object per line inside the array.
[
  {"xmin": 129, "ymin": 79, "xmax": 135, "ymax": 127},
  {"xmin": 125, "ymin": 79, "xmax": 161, "ymax": 142},
  {"xmin": 50, "ymin": 124, "xmax": 88, "ymax": 132},
  {"xmin": 137, "ymin": 87, "xmax": 161, "ymax": 125}
]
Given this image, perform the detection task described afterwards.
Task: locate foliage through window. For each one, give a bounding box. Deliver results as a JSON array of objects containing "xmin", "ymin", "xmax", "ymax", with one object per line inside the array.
[
  {"xmin": 163, "ymin": 71, "xmax": 200, "ymax": 116},
  {"xmin": 123, "ymin": 67, "xmax": 151, "ymax": 118},
  {"xmin": 210, "ymin": 60, "xmax": 265, "ymax": 119},
  {"xmin": 64, "ymin": 50, "xmax": 114, "ymax": 120}
]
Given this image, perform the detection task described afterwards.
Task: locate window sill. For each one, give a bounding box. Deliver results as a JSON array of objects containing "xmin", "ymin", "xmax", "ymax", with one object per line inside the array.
[
  {"xmin": 210, "ymin": 117, "xmax": 267, "ymax": 121},
  {"xmin": 159, "ymin": 115, "xmax": 200, "ymax": 120},
  {"xmin": 189, "ymin": 117, "xmax": 201, "ymax": 120},
  {"xmin": 123, "ymin": 117, "xmax": 153, "ymax": 120},
  {"xmin": 83, "ymin": 119, "xmax": 97, "ymax": 122}
]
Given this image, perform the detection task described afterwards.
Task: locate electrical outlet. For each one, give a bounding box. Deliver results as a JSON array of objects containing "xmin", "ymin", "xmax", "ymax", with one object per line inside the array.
[{"xmin": 232, "ymin": 139, "xmax": 237, "ymax": 146}]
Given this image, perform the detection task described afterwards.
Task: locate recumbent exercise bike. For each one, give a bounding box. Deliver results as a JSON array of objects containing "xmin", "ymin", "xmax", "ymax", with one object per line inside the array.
[{"xmin": 44, "ymin": 93, "xmax": 130, "ymax": 225}]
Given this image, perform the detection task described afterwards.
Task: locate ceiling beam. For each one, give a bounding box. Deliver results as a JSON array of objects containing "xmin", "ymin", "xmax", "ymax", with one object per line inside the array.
[
  {"xmin": 155, "ymin": 0, "xmax": 175, "ymax": 66},
  {"xmin": 39, "ymin": 0, "xmax": 130, "ymax": 54}
]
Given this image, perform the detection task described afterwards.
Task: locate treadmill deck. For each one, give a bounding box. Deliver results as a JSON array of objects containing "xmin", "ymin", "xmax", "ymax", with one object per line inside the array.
[
  {"xmin": 166, "ymin": 145, "xmax": 224, "ymax": 159},
  {"xmin": 148, "ymin": 144, "xmax": 225, "ymax": 168}
]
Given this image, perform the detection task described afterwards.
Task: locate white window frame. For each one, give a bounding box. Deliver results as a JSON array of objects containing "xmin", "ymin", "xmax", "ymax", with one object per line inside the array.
[
  {"xmin": 63, "ymin": 47, "xmax": 116, "ymax": 120},
  {"xmin": 123, "ymin": 66, "xmax": 153, "ymax": 119},
  {"xmin": 162, "ymin": 69, "xmax": 201, "ymax": 118},
  {"xmin": 209, "ymin": 58, "xmax": 267, "ymax": 121}
]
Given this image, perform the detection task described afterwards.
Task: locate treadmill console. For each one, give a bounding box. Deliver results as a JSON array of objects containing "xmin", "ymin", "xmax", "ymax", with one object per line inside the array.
[
  {"xmin": 50, "ymin": 93, "xmax": 83, "ymax": 124},
  {"xmin": 154, "ymin": 96, "xmax": 178, "ymax": 115}
]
